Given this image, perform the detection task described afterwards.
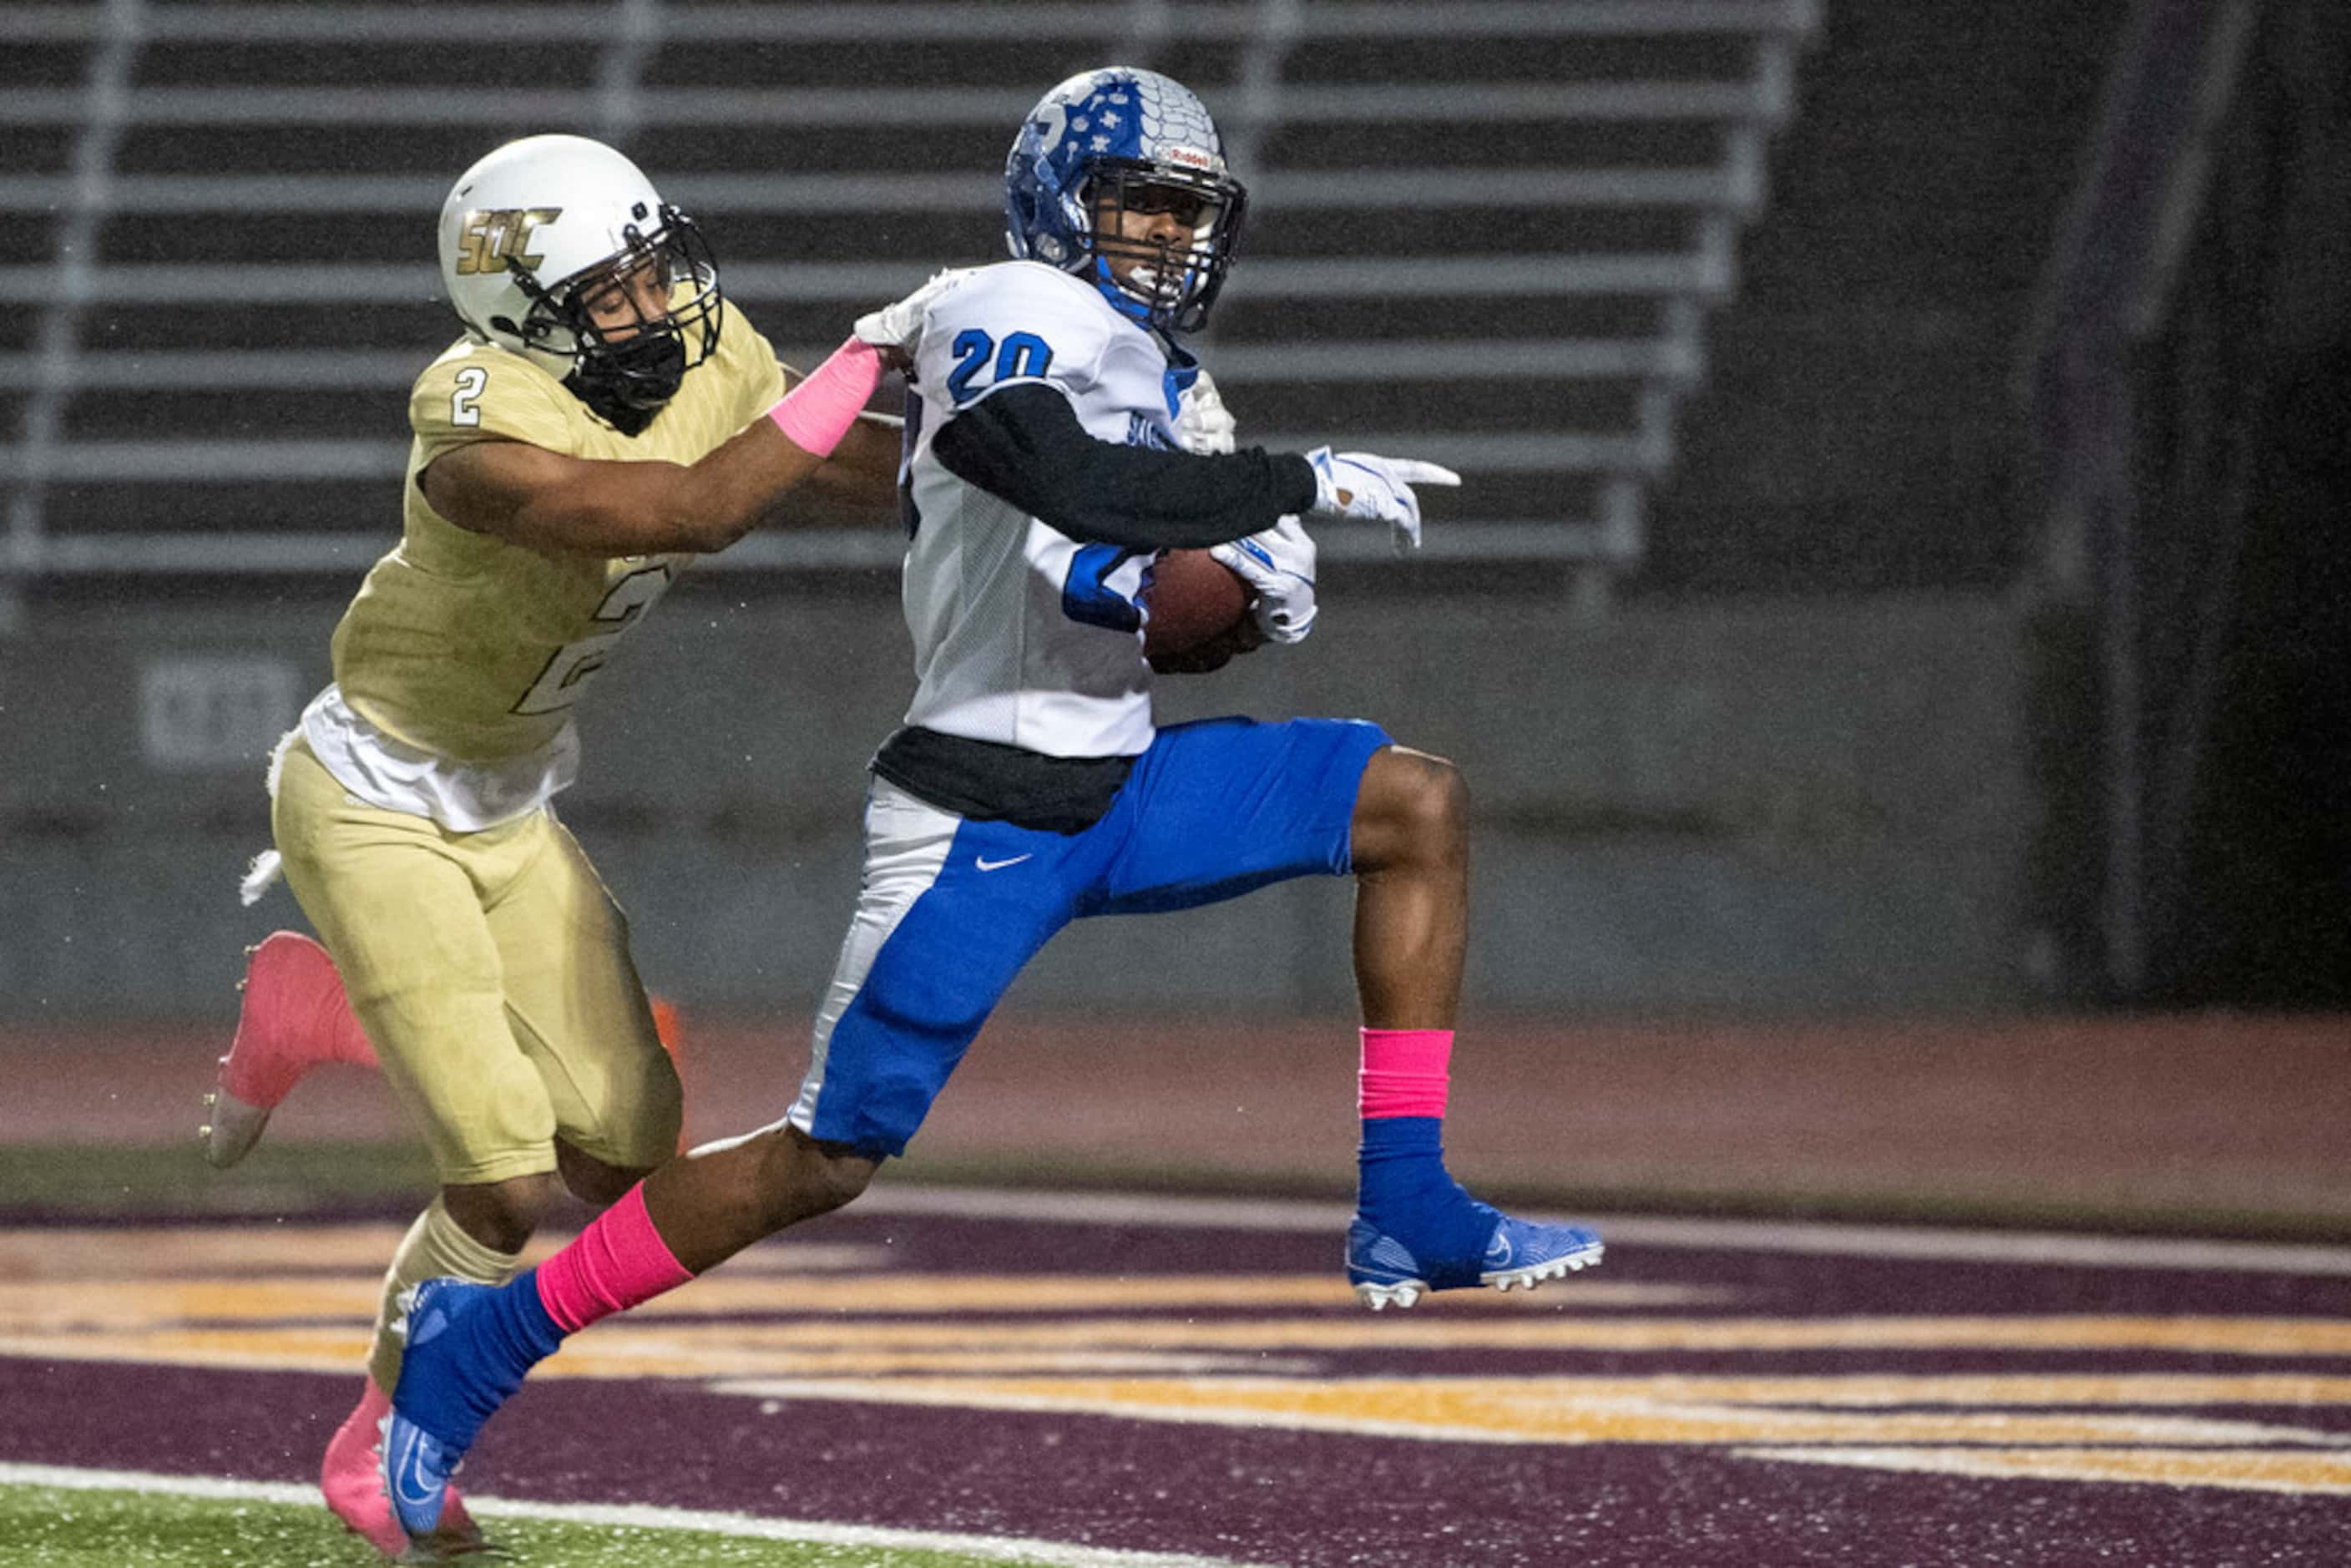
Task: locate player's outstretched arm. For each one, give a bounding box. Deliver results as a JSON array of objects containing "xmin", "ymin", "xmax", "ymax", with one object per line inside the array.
[
  {"xmin": 935, "ymin": 382, "xmax": 1457, "ymax": 557},
  {"xmin": 933, "ymin": 384, "xmax": 1318, "ymax": 551},
  {"xmin": 422, "ymin": 338, "xmax": 888, "ymax": 555}
]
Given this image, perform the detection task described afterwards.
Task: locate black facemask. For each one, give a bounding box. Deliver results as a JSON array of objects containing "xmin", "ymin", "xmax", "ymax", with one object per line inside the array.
[{"xmin": 565, "ymin": 331, "xmax": 689, "ymax": 436}]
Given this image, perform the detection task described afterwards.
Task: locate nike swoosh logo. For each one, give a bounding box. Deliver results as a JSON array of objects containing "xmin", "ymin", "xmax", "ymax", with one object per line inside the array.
[
  {"xmin": 974, "ymin": 853, "xmax": 1033, "ymax": 872},
  {"xmin": 388, "ymin": 1428, "xmax": 437, "ymax": 1510}
]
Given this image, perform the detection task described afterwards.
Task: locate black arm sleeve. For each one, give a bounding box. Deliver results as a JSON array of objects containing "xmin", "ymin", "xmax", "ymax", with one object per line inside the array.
[{"xmin": 930, "ymin": 382, "xmax": 1319, "ymax": 550}]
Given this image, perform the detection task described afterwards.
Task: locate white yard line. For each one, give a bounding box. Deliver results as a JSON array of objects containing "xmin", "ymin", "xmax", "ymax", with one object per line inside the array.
[
  {"xmin": 0, "ymin": 1462, "xmax": 1273, "ymax": 1568},
  {"xmin": 857, "ymin": 1184, "xmax": 2351, "ymax": 1277}
]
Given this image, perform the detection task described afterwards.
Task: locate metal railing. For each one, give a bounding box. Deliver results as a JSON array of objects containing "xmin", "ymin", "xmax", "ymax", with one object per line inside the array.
[{"xmin": 2, "ymin": 0, "xmax": 1820, "ymax": 580}]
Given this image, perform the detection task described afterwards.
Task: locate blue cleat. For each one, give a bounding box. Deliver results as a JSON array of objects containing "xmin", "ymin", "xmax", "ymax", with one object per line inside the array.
[
  {"xmin": 1347, "ymin": 1210, "xmax": 1604, "ymax": 1310},
  {"xmin": 382, "ymin": 1274, "xmax": 563, "ymax": 1542},
  {"xmin": 379, "ymin": 1406, "xmax": 465, "ymax": 1545}
]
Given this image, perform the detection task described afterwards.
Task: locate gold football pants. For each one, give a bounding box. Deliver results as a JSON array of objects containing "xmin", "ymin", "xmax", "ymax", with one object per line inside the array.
[{"xmin": 270, "ymin": 737, "xmax": 681, "ymax": 1186}]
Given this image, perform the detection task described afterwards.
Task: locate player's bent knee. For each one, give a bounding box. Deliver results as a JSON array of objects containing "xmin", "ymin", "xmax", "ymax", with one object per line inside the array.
[
  {"xmin": 444, "ymin": 1171, "xmax": 565, "ymax": 1256},
  {"xmin": 554, "ymin": 1139, "xmax": 651, "ymax": 1209},
  {"xmin": 807, "ymin": 1146, "xmax": 878, "ymax": 1216},
  {"xmin": 751, "ymin": 1125, "xmax": 878, "ymax": 1229},
  {"xmin": 1354, "ymin": 746, "xmax": 1470, "ymax": 871}
]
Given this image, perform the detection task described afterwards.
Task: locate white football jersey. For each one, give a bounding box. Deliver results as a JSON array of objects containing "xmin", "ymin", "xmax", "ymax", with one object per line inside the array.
[{"xmin": 897, "ymin": 261, "xmax": 1184, "ymax": 758}]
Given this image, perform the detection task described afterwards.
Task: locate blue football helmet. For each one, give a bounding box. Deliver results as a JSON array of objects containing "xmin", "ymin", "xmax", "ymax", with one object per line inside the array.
[{"xmin": 1004, "ymin": 67, "xmax": 1249, "ymax": 335}]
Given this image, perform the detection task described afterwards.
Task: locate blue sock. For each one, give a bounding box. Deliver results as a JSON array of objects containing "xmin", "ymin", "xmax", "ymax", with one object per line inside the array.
[
  {"xmin": 408, "ymin": 1269, "xmax": 567, "ymax": 1448},
  {"xmin": 1355, "ymin": 1117, "xmax": 1496, "ymax": 1286}
]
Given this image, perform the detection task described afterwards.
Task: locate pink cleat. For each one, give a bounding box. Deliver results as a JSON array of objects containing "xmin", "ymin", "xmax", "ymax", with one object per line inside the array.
[
  {"xmin": 200, "ymin": 931, "xmax": 377, "ymax": 1169},
  {"xmin": 322, "ymin": 1378, "xmax": 483, "ymax": 1559}
]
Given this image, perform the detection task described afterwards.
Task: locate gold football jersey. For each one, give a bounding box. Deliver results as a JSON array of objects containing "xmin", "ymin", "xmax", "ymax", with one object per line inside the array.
[{"xmin": 331, "ymin": 300, "xmax": 787, "ymax": 762}]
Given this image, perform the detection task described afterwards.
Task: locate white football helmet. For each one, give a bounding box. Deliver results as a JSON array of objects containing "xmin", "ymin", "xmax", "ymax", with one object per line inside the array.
[{"xmin": 437, "ymin": 134, "xmax": 723, "ymax": 428}]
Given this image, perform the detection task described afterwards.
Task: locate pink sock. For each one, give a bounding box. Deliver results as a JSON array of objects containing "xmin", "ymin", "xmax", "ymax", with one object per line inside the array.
[
  {"xmin": 533, "ymin": 1184, "xmax": 695, "ymax": 1333},
  {"xmin": 1359, "ymin": 1027, "xmax": 1454, "ymax": 1120},
  {"xmin": 321, "ymin": 985, "xmax": 377, "ymax": 1069},
  {"xmin": 766, "ymin": 337, "xmax": 882, "ymax": 456}
]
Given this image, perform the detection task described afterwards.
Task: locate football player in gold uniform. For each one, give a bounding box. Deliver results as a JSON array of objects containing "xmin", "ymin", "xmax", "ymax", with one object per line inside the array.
[{"xmin": 201, "ymin": 133, "xmax": 924, "ymax": 1556}]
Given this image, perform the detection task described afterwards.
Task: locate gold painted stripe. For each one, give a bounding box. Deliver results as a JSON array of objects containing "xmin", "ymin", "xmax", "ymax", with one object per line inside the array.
[
  {"xmin": 0, "ymin": 1225, "xmax": 419, "ymax": 1277},
  {"xmin": 1737, "ymin": 1446, "xmax": 2351, "ymax": 1495},
  {"xmin": 1454, "ymin": 1373, "xmax": 2351, "ymax": 1406},
  {"xmin": 0, "ymin": 1228, "xmax": 889, "ymax": 1280},
  {"xmin": 8, "ymin": 1295, "xmax": 2351, "ymax": 1362},
  {"xmin": 0, "ymin": 1275, "xmax": 1707, "ymax": 1328},
  {"xmin": 706, "ymin": 1376, "xmax": 2351, "ymax": 1449},
  {"xmin": 0, "ymin": 1331, "xmax": 1324, "ymax": 1379}
]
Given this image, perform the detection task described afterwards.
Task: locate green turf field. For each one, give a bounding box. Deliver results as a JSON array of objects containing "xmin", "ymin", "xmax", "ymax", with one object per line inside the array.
[{"xmin": 0, "ymin": 1477, "xmax": 1095, "ymax": 1567}]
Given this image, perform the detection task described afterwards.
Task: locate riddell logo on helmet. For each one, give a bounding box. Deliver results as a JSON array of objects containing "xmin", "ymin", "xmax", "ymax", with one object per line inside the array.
[
  {"xmin": 453, "ymin": 208, "xmax": 562, "ymax": 276},
  {"xmin": 1163, "ymin": 146, "xmax": 1215, "ymax": 171}
]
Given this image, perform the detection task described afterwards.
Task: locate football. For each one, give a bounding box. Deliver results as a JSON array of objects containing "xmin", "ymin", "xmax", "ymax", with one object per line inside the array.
[{"xmin": 1140, "ymin": 548, "xmax": 1251, "ymax": 660}]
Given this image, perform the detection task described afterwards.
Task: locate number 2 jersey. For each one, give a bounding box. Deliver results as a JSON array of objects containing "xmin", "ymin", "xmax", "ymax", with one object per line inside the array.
[
  {"xmin": 311, "ymin": 299, "xmax": 786, "ymax": 827},
  {"xmin": 895, "ymin": 261, "xmax": 1191, "ymax": 761}
]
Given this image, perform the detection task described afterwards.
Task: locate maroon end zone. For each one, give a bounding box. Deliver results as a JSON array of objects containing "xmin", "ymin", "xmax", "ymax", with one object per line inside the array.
[{"xmin": 3, "ymin": 1195, "xmax": 2348, "ymax": 1565}]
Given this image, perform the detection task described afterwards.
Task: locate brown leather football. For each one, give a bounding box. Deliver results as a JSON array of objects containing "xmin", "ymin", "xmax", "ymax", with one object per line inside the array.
[{"xmin": 1140, "ymin": 549, "xmax": 1251, "ymax": 660}]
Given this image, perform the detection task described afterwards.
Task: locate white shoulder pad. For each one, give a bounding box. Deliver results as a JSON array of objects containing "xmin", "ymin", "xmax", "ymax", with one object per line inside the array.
[{"xmin": 914, "ymin": 261, "xmax": 1117, "ymax": 412}]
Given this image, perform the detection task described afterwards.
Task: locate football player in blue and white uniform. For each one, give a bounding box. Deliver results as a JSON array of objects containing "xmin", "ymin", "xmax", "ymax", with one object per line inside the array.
[{"xmin": 377, "ymin": 68, "xmax": 1603, "ymax": 1542}]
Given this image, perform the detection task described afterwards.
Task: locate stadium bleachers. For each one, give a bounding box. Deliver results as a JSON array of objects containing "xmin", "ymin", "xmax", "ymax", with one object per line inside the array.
[{"xmin": 1, "ymin": 0, "xmax": 1820, "ymax": 577}]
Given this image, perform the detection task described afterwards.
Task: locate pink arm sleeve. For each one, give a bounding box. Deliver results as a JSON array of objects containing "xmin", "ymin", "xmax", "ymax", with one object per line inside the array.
[{"xmin": 766, "ymin": 336, "xmax": 884, "ymax": 458}]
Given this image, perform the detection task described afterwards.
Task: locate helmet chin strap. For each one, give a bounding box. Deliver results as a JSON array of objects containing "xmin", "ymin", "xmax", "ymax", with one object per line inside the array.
[
  {"xmin": 1088, "ymin": 244, "xmax": 1206, "ymax": 334},
  {"xmin": 1086, "ymin": 255, "xmax": 1156, "ymax": 326}
]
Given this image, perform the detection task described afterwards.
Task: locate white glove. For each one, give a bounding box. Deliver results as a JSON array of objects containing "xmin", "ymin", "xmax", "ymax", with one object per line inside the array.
[
  {"xmin": 852, "ymin": 267, "xmax": 978, "ymax": 359},
  {"xmin": 1304, "ymin": 447, "xmax": 1460, "ymax": 550},
  {"xmin": 1210, "ymin": 514, "xmax": 1317, "ymax": 644},
  {"xmin": 1174, "ymin": 368, "xmax": 1236, "ymax": 455}
]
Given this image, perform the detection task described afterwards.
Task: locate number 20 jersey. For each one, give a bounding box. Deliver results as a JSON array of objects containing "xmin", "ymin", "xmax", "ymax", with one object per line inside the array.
[{"xmin": 897, "ymin": 261, "xmax": 1183, "ymax": 761}]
